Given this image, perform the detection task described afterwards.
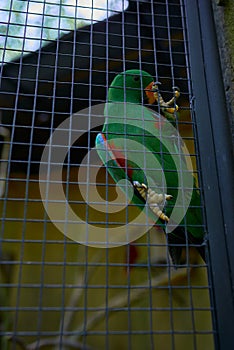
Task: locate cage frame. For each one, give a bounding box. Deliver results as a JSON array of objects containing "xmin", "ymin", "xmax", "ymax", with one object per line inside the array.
[{"xmin": 185, "ymin": 0, "xmax": 234, "ymax": 348}]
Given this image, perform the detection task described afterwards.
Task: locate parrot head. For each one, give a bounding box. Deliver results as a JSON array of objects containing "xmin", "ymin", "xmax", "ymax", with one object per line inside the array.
[{"xmin": 108, "ymin": 69, "xmax": 156, "ymax": 104}]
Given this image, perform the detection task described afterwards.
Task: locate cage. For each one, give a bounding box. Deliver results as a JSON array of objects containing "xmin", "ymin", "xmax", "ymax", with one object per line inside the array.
[{"xmin": 0, "ymin": 1, "xmax": 233, "ymax": 350}]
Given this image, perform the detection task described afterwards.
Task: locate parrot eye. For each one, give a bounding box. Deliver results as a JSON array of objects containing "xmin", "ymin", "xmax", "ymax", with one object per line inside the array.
[{"xmin": 133, "ymin": 76, "xmax": 140, "ymax": 81}]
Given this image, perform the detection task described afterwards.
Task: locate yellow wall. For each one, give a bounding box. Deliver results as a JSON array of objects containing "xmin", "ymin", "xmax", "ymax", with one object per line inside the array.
[{"xmin": 1, "ymin": 170, "xmax": 214, "ymax": 350}]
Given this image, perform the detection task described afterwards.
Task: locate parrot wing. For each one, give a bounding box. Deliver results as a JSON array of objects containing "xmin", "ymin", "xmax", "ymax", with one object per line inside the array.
[
  {"xmin": 95, "ymin": 102, "xmax": 183, "ymax": 224},
  {"xmin": 95, "ymin": 131, "xmax": 154, "ymax": 222},
  {"xmin": 95, "ymin": 102, "xmax": 205, "ymax": 265}
]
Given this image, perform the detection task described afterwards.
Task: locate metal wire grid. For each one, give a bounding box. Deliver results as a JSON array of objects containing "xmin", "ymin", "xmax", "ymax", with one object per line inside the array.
[{"xmin": 0, "ymin": 1, "xmax": 215, "ymax": 349}]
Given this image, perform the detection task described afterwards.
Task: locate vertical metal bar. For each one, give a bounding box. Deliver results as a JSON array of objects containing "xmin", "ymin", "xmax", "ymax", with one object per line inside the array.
[{"xmin": 184, "ymin": 0, "xmax": 234, "ymax": 349}]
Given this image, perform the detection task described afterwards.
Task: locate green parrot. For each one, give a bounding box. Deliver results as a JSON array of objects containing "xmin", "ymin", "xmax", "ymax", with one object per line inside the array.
[{"xmin": 95, "ymin": 69, "xmax": 206, "ymax": 265}]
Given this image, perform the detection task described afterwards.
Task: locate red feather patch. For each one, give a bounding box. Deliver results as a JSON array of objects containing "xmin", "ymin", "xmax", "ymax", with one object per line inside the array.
[
  {"xmin": 107, "ymin": 139, "xmax": 134, "ymax": 179},
  {"xmin": 125, "ymin": 243, "xmax": 139, "ymax": 275}
]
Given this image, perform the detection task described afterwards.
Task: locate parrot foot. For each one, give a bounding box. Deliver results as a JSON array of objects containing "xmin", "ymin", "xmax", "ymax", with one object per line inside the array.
[
  {"xmin": 133, "ymin": 181, "xmax": 172, "ymax": 222},
  {"xmin": 151, "ymin": 83, "xmax": 180, "ymax": 114}
]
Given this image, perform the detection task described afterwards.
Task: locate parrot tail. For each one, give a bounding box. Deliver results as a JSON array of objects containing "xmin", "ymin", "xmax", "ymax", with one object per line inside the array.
[{"xmin": 167, "ymin": 227, "xmax": 206, "ymax": 267}]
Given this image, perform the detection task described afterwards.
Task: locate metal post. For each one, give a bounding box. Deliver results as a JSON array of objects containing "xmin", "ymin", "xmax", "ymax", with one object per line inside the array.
[{"xmin": 184, "ymin": 0, "xmax": 234, "ymax": 349}]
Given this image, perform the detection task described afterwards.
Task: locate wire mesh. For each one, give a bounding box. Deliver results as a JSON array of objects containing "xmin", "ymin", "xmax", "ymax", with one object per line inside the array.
[{"xmin": 0, "ymin": 1, "xmax": 215, "ymax": 349}]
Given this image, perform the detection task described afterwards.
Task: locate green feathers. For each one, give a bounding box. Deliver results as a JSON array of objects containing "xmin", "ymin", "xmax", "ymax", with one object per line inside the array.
[
  {"xmin": 95, "ymin": 69, "xmax": 206, "ymax": 265},
  {"xmin": 107, "ymin": 69, "xmax": 154, "ymax": 103}
]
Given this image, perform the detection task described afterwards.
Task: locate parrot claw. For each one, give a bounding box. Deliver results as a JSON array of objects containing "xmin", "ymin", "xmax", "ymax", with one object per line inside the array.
[
  {"xmin": 133, "ymin": 181, "xmax": 172, "ymax": 222},
  {"xmin": 152, "ymin": 84, "xmax": 180, "ymax": 115},
  {"xmin": 172, "ymin": 86, "xmax": 181, "ymax": 99},
  {"xmin": 165, "ymin": 194, "xmax": 173, "ymax": 201},
  {"xmin": 133, "ymin": 181, "xmax": 147, "ymax": 190}
]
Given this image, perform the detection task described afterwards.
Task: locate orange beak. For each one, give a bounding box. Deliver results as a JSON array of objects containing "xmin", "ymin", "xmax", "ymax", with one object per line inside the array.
[{"xmin": 144, "ymin": 81, "xmax": 156, "ymax": 104}]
